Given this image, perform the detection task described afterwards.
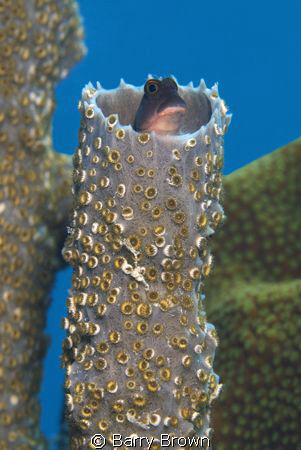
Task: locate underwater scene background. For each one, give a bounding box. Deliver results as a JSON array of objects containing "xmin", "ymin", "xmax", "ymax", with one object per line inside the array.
[{"xmin": 38, "ymin": 0, "xmax": 301, "ymax": 445}]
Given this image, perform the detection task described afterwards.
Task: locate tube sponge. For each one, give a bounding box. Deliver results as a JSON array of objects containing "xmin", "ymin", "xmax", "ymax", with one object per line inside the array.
[{"xmin": 62, "ymin": 79, "xmax": 231, "ymax": 448}]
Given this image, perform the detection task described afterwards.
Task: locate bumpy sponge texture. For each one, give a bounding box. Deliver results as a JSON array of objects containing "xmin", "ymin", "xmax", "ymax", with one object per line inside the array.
[{"xmin": 62, "ymin": 79, "xmax": 231, "ymax": 449}]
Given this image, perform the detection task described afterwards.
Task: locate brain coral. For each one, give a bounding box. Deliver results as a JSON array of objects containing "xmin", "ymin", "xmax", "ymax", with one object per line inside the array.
[{"xmin": 205, "ymin": 137, "xmax": 301, "ymax": 449}]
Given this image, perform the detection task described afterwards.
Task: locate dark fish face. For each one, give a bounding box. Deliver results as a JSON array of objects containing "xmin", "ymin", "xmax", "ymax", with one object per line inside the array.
[{"xmin": 133, "ymin": 77, "xmax": 187, "ymax": 134}]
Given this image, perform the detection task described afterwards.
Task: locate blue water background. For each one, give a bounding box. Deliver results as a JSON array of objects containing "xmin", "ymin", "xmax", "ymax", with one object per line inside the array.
[{"xmin": 39, "ymin": 0, "xmax": 301, "ymax": 445}]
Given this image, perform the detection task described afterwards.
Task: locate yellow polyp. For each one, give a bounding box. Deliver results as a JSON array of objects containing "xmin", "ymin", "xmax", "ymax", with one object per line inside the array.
[
  {"xmin": 115, "ymin": 128, "xmax": 126, "ymax": 140},
  {"xmin": 197, "ymin": 213, "xmax": 208, "ymax": 228},
  {"xmin": 138, "ymin": 132, "xmax": 150, "ymax": 144},
  {"xmin": 107, "ymin": 114, "xmax": 118, "ymax": 127}
]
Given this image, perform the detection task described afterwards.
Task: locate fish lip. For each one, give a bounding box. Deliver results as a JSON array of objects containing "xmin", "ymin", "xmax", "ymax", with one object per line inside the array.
[
  {"xmin": 157, "ymin": 95, "xmax": 187, "ymax": 115},
  {"xmin": 137, "ymin": 95, "xmax": 187, "ymax": 132},
  {"xmin": 157, "ymin": 105, "xmax": 187, "ymax": 117}
]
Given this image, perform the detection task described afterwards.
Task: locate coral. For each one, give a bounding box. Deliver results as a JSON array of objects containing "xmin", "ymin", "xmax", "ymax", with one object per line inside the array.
[
  {"xmin": 205, "ymin": 138, "xmax": 301, "ymax": 449},
  {"xmin": 61, "ymin": 80, "xmax": 231, "ymax": 449},
  {"xmin": 0, "ymin": 0, "xmax": 85, "ymax": 448}
]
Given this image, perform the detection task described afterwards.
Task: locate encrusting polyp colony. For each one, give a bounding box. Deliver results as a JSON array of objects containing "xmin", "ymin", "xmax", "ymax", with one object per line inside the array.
[{"xmin": 62, "ymin": 78, "xmax": 231, "ymax": 448}]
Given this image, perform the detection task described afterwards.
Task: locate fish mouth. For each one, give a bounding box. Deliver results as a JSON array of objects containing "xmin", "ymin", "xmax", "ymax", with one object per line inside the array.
[
  {"xmin": 139, "ymin": 94, "xmax": 187, "ymax": 134},
  {"xmin": 157, "ymin": 95, "xmax": 187, "ymax": 116},
  {"xmin": 158, "ymin": 105, "xmax": 187, "ymax": 117},
  {"xmin": 145, "ymin": 104, "xmax": 187, "ymax": 134}
]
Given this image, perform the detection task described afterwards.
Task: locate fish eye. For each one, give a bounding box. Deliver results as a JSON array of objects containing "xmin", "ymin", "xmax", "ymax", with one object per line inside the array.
[{"xmin": 145, "ymin": 80, "xmax": 159, "ymax": 94}]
